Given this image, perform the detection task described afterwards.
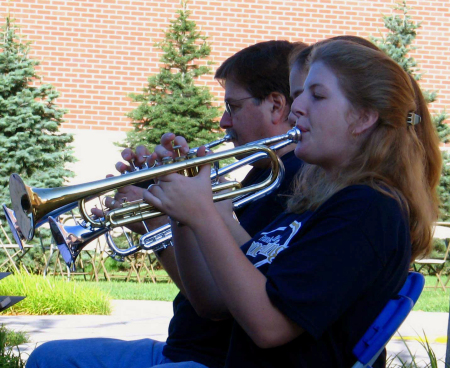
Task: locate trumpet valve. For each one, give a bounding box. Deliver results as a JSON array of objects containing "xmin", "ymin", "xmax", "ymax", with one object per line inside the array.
[
  {"xmin": 186, "ymin": 152, "xmax": 197, "ymax": 160},
  {"xmin": 174, "ymin": 157, "xmax": 188, "ymax": 176},
  {"xmin": 172, "ymin": 145, "xmax": 182, "ymax": 158},
  {"xmin": 162, "ymin": 157, "xmax": 174, "ymax": 165},
  {"xmin": 186, "ymin": 152, "xmax": 199, "ymax": 177}
]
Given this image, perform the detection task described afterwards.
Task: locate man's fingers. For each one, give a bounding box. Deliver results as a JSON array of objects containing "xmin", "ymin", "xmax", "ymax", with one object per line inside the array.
[
  {"xmin": 154, "ymin": 144, "xmax": 174, "ymax": 161},
  {"xmin": 196, "ymin": 145, "xmax": 207, "ymax": 157},
  {"xmin": 174, "ymin": 136, "xmax": 190, "ymax": 155},
  {"xmin": 116, "ymin": 162, "xmax": 130, "ymax": 174},
  {"xmin": 104, "ymin": 196, "xmax": 118, "ymax": 209},
  {"xmin": 91, "ymin": 207, "xmax": 103, "ymax": 217},
  {"xmin": 121, "ymin": 148, "xmax": 136, "ymax": 162},
  {"xmin": 135, "ymin": 145, "xmax": 152, "ymax": 166},
  {"xmin": 160, "ymin": 132, "xmax": 176, "ymax": 150},
  {"xmin": 198, "ymin": 160, "xmax": 213, "ymax": 178}
]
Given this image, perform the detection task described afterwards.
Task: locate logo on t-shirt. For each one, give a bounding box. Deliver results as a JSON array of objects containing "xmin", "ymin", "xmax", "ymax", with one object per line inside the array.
[{"xmin": 246, "ymin": 221, "xmax": 302, "ymax": 268}]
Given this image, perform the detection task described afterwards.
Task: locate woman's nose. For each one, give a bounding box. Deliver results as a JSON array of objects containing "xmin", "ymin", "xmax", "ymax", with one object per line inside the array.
[{"xmin": 290, "ymin": 96, "xmax": 306, "ymax": 120}]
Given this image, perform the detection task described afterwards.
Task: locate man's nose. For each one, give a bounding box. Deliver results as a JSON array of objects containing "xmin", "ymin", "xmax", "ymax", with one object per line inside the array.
[{"xmin": 219, "ymin": 111, "xmax": 232, "ymax": 129}]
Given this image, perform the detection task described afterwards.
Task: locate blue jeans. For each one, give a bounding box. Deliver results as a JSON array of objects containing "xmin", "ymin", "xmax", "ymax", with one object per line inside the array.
[{"xmin": 26, "ymin": 338, "xmax": 210, "ymax": 368}]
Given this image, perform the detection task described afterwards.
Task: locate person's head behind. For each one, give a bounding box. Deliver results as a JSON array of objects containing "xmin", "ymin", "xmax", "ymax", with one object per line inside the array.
[
  {"xmin": 215, "ymin": 40, "xmax": 307, "ymax": 147},
  {"xmin": 288, "ymin": 36, "xmax": 381, "ymax": 121},
  {"xmin": 288, "ymin": 39, "xmax": 441, "ymax": 260},
  {"xmin": 289, "ymin": 35, "xmax": 379, "ymax": 77}
]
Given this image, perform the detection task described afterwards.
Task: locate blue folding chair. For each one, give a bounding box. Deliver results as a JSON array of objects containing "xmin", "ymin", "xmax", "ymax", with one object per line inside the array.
[{"xmin": 351, "ymin": 271, "xmax": 425, "ymax": 368}]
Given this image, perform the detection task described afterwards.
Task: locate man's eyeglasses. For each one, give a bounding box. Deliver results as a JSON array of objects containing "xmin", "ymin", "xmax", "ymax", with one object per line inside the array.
[{"xmin": 225, "ymin": 96, "xmax": 254, "ymax": 116}]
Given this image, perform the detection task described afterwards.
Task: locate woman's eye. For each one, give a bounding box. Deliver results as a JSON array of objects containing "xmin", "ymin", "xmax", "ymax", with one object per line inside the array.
[{"xmin": 312, "ymin": 94, "xmax": 324, "ymax": 100}]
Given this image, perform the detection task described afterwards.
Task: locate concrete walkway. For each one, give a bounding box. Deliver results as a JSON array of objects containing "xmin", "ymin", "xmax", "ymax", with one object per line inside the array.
[{"xmin": 1, "ymin": 300, "xmax": 448, "ymax": 367}]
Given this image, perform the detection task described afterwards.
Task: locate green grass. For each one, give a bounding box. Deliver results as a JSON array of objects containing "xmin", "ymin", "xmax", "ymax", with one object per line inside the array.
[
  {"xmin": 387, "ymin": 332, "xmax": 448, "ymax": 368},
  {"xmin": 0, "ymin": 272, "xmax": 447, "ymax": 316},
  {"xmin": 0, "ymin": 325, "xmax": 27, "ymax": 367},
  {"xmin": 67, "ymin": 268, "xmax": 179, "ymax": 301},
  {"xmin": 2, "ymin": 329, "xmax": 28, "ymax": 347},
  {"xmin": 0, "ymin": 273, "xmax": 111, "ymax": 315},
  {"xmin": 413, "ymin": 275, "xmax": 449, "ymax": 312},
  {"xmin": 86, "ymin": 280, "xmax": 180, "ymax": 301},
  {"xmin": 72, "ymin": 275, "xmax": 449, "ymax": 312},
  {"xmin": 0, "ymin": 325, "xmax": 30, "ymax": 350}
]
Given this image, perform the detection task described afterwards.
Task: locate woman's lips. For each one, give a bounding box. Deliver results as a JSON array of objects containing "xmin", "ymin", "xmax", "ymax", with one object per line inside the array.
[{"xmin": 296, "ymin": 125, "xmax": 309, "ymax": 133}]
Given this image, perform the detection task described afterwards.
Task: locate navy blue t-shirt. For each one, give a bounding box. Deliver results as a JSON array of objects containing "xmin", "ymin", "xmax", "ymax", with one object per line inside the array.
[
  {"xmin": 162, "ymin": 151, "xmax": 303, "ymax": 368},
  {"xmin": 225, "ymin": 185, "xmax": 411, "ymax": 368}
]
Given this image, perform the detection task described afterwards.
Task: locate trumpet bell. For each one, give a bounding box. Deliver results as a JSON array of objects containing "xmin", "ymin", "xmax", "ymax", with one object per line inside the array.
[
  {"xmin": 2, "ymin": 204, "xmax": 25, "ymax": 251},
  {"xmin": 9, "ymin": 174, "xmax": 80, "ymax": 241},
  {"xmin": 9, "ymin": 174, "xmax": 36, "ymax": 242}
]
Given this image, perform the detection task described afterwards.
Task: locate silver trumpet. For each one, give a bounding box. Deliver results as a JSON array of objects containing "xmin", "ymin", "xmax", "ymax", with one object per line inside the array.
[{"xmin": 18, "ymin": 127, "xmax": 301, "ymax": 266}]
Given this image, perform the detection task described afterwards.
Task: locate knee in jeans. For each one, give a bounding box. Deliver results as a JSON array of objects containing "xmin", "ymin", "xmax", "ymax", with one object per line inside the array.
[{"xmin": 26, "ymin": 341, "xmax": 59, "ymax": 367}]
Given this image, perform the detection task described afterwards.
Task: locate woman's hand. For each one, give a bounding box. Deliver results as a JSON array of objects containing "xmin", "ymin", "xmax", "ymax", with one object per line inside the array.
[
  {"xmin": 143, "ymin": 148, "xmax": 216, "ymax": 228},
  {"xmin": 213, "ymin": 177, "xmax": 235, "ymax": 220}
]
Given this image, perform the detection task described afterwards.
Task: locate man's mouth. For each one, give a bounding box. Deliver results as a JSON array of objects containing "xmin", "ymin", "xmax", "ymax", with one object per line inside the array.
[{"xmin": 226, "ymin": 129, "xmax": 238, "ymax": 141}]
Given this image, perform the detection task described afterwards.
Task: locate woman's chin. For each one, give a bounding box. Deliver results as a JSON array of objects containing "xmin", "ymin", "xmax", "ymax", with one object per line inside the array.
[{"xmin": 294, "ymin": 144, "xmax": 306, "ymax": 161}]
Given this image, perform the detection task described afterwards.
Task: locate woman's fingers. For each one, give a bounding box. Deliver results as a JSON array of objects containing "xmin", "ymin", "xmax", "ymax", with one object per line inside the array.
[{"xmin": 143, "ymin": 184, "xmax": 164, "ymax": 210}]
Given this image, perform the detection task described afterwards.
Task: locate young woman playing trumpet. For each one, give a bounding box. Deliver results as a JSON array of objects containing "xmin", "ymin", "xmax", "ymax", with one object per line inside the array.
[{"xmin": 143, "ymin": 39, "xmax": 441, "ymax": 368}]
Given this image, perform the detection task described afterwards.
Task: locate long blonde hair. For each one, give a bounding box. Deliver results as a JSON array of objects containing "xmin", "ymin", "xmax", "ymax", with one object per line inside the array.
[{"xmin": 288, "ymin": 40, "xmax": 441, "ymax": 261}]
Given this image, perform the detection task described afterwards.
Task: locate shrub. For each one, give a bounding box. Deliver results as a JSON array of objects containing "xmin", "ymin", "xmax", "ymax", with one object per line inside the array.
[{"xmin": 0, "ymin": 325, "xmax": 27, "ymax": 367}]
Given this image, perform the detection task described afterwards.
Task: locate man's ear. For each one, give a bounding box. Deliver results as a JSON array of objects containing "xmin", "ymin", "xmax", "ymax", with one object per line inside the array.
[
  {"xmin": 352, "ymin": 109, "xmax": 379, "ymax": 135},
  {"xmin": 267, "ymin": 92, "xmax": 288, "ymax": 125}
]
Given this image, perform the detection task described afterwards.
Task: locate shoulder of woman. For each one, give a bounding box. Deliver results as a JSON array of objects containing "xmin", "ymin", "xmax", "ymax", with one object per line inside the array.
[{"xmin": 316, "ymin": 184, "xmax": 403, "ymax": 221}]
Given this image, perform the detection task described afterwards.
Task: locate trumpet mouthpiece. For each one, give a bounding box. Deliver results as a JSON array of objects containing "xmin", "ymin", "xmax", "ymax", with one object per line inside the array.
[{"xmin": 287, "ymin": 127, "xmax": 301, "ymax": 143}]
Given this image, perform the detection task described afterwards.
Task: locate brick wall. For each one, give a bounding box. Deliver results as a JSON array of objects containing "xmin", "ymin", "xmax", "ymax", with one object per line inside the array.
[{"xmin": 1, "ymin": 0, "xmax": 449, "ymax": 131}]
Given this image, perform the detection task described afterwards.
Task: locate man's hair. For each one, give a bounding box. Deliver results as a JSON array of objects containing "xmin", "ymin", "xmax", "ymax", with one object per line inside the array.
[{"xmin": 215, "ymin": 40, "xmax": 307, "ymax": 106}]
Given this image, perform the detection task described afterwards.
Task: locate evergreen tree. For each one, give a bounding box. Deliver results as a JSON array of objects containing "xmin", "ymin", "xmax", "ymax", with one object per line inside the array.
[
  {"xmin": 123, "ymin": 1, "xmax": 221, "ymax": 151},
  {"xmin": 0, "ymin": 16, "xmax": 74, "ymax": 209},
  {"xmin": 371, "ymin": 1, "xmax": 421, "ymax": 78},
  {"xmin": 371, "ymin": 1, "xmax": 450, "ymax": 219}
]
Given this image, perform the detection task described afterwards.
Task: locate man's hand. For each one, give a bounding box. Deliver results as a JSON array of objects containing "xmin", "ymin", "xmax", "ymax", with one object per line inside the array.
[
  {"xmin": 153, "ymin": 133, "xmax": 190, "ymax": 162},
  {"xmin": 116, "ymin": 145, "xmax": 156, "ymax": 173}
]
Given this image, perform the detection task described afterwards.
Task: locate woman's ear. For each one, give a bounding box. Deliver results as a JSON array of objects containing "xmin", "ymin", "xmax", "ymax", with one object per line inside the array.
[
  {"xmin": 352, "ymin": 109, "xmax": 379, "ymax": 135},
  {"xmin": 267, "ymin": 92, "xmax": 288, "ymax": 125}
]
